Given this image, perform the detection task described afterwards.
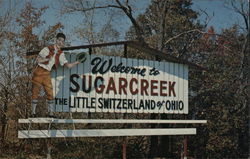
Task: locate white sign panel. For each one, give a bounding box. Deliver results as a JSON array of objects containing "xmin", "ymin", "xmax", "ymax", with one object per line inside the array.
[{"xmin": 51, "ymin": 53, "xmax": 189, "ymax": 114}]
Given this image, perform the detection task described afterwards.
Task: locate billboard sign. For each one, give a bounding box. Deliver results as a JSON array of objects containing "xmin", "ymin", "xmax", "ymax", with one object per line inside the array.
[{"xmin": 52, "ymin": 53, "xmax": 188, "ymax": 114}]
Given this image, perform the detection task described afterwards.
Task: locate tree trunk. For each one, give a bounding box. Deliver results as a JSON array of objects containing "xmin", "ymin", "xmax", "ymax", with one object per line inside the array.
[{"xmin": 0, "ymin": 100, "xmax": 8, "ymax": 148}]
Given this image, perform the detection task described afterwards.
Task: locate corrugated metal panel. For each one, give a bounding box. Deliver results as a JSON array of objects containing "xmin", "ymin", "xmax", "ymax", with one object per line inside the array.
[{"xmin": 51, "ymin": 53, "xmax": 189, "ymax": 114}]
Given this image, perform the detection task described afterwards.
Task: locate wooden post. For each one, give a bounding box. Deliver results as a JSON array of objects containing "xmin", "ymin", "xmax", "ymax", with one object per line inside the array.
[
  {"xmin": 47, "ymin": 139, "xmax": 52, "ymax": 159},
  {"xmin": 124, "ymin": 44, "xmax": 127, "ymax": 58},
  {"xmin": 183, "ymin": 136, "xmax": 187, "ymax": 159},
  {"xmin": 89, "ymin": 47, "xmax": 92, "ymax": 55},
  {"xmin": 122, "ymin": 137, "xmax": 127, "ymax": 159},
  {"xmin": 122, "ymin": 113, "xmax": 127, "ymax": 159}
]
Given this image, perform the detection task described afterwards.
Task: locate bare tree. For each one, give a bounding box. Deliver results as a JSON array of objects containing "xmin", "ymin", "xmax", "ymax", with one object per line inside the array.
[
  {"xmin": 224, "ymin": 0, "xmax": 249, "ymax": 157},
  {"xmin": 0, "ymin": 1, "xmax": 64, "ymax": 154},
  {"xmin": 60, "ymin": 0, "xmax": 145, "ymax": 43},
  {"xmin": 0, "ymin": 0, "xmax": 18, "ymax": 148},
  {"xmin": 72, "ymin": 0, "xmax": 120, "ymax": 47},
  {"xmin": 224, "ymin": 0, "xmax": 249, "ymax": 112}
]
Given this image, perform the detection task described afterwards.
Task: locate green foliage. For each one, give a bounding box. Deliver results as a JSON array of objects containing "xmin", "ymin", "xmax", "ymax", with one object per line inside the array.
[{"xmin": 188, "ymin": 25, "xmax": 249, "ymax": 158}]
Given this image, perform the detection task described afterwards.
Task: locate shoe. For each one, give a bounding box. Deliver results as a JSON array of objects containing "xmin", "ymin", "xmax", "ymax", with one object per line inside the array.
[
  {"xmin": 48, "ymin": 115, "xmax": 57, "ymax": 118},
  {"xmin": 30, "ymin": 114, "xmax": 37, "ymax": 118},
  {"xmin": 48, "ymin": 113, "xmax": 57, "ymax": 118}
]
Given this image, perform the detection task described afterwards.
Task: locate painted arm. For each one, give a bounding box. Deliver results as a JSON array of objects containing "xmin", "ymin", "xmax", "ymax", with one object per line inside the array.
[{"xmin": 64, "ymin": 61, "xmax": 80, "ymax": 68}]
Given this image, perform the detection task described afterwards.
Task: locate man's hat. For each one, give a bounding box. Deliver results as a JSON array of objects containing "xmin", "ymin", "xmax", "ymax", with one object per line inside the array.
[{"xmin": 76, "ymin": 52, "xmax": 87, "ymax": 63}]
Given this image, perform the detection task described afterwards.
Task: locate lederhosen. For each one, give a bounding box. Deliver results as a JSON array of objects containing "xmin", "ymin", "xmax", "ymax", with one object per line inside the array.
[{"xmin": 31, "ymin": 45, "xmax": 62, "ymax": 100}]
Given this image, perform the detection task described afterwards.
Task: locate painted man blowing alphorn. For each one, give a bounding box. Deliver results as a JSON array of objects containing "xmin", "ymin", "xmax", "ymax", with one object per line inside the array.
[{"xmin": 31, "ymin": 33, "xmax": 80, "ymax": 117}]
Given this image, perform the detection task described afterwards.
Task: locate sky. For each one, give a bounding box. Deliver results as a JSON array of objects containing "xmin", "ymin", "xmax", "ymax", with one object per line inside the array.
[
  {"xmin": 192, "ymin": 0, "xmax": 247, "ymax": 32},
  {"xmin": 1, "ymin": 0, "xmax": 248, "ymax": 46}
]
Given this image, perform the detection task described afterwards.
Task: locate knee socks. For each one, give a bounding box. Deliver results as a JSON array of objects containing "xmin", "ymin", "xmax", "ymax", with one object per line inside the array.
[
  {"xmin": 47, "ymin": 100, "xmax": 54, "ymax": 115},
  {"xmin": 31, "ymin": 100, "xmax": 38, "ymax": 115}
]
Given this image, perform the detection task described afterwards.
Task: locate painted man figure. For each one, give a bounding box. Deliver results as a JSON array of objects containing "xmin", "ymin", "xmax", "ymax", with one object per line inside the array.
[{"xmin": 31, "ymin": 33, "xmax": 79, "ymax": 117}]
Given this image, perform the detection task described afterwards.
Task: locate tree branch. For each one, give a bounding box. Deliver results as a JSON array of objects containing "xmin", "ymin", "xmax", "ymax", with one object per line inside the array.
[
  {"xmin": 164, "ymin": 29, "xmax": 203, "ymax": 44},
  {"xmin": 64, "ymin": 5, "xmax": 122, "ymax": 14},
  {"xmin": 61, "ymin": 0, "xmax": 145, "ymax": 43},
  {"xmin": 198, "ymin": 8, "xmax": 214, "ymax": 28},
  {"xmin": 225, "ymin": 0, "xmax": 249, "ymax": 31}
]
